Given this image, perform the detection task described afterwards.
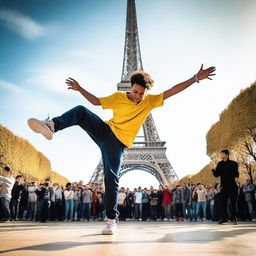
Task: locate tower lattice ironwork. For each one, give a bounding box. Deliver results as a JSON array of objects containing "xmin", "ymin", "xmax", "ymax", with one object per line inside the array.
[{"xmin": 89, "ymin": 0, "xmax": 178, "ymax": 186}]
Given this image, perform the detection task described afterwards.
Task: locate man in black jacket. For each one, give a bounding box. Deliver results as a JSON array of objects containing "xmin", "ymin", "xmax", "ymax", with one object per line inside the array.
[
  {"xmin": 10, "ymin": 175, "xmax": 25, "ymax": 221},
  {"xmin": 209, "ymin": 149, "xmax": 239, "ymax": 224}
]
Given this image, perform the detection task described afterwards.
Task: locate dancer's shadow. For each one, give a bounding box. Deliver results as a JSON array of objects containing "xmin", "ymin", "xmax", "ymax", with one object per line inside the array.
[
  {"xmin": 1, "ymin": 225, "xmax": 255, "ymax": 254},
  {"xmin": 80, "ymin": 233, "xmax": 103, "ymax": 237}
]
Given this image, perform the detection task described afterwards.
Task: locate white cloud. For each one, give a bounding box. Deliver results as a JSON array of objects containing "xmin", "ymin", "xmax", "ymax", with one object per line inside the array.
[
  {"xmin": 0, "ymin": 9, "xmax": 45, "ymax": 39},
  {"xmin": 0, "ymin": 79, "xmax": 23, "ymax": 93},
  {"xmin": 24, "ymin": 65, "xmax": 110, "ymax": 95},
  {"xmin": 25, "ymin": 67, "xmax": 71, "ymax": 93}
]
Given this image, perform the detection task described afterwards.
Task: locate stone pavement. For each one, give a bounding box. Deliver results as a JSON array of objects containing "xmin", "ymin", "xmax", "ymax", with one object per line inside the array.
[{"xmin": 0, "ymin": 221, "xmax": 256, "ymax": 256}]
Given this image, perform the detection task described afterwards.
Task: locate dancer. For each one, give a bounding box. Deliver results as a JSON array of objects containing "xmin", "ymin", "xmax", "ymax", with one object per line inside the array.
[
  {"xmin": 209, "ymin": 149, "xmax": 239, "ymax": 224},
  {"xmin": 28, "ymin": 65, "xmax": 215, "ymax": 234}
]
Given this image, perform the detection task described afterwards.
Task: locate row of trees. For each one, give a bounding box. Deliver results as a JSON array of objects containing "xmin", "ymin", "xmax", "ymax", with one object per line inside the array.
[
  {"xmin": 207, "ymin": 82, "xmax": 256, "ymax": 156},
  {"xmin": 0, "ymin": 124, "xmax": 69, "ymax": 185}
]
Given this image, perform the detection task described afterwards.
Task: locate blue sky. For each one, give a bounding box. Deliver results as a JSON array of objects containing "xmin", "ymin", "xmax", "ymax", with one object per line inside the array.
[{"xmin": 1, "ymin": 0, "xmax": 256, "ymax": 188}]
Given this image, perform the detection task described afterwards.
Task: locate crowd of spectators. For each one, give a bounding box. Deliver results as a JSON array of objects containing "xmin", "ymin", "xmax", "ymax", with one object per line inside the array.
[
  {"xmin": 0, "ymin": 174, "xmax": 105, "ymax": 223},
  {"xmin": 116, "ymin": 181, "xmax": 256, "ymax": 222},
  {"xmin": 0, "ymin": 166, "xmax": 255, "ymax": 223}
]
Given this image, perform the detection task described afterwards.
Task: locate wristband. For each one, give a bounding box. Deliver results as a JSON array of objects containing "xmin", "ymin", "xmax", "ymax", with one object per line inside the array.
[{"xmin": 194, "ymin": 74, "xmax": 199, "ymax": 83}]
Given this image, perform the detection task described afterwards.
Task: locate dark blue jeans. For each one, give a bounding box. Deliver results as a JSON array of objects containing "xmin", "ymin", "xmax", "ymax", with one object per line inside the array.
[
  {"xmin": 81, "ymin": 202, "xmax": 91, "ymax": 220},
  {"xmin": 52, "ymin": 105, "xmax": 126, "ymax": 219},
  {"xmin": 190, "ymin": 201, "xmax": 197, "ymax": 221},
  {"xmin": 10, "ymin": 198, "xmax": 20, "ymax": 220},
  {"xmin": 150, "ymin": 205, "xmax": 157, "ymax": 220},
  {"xmin": 196, "ymin": 201, "xmax": 207, "ymax": 219},
  {"xmin": 0, "ymin": 197, "xmax": 11, "ymax": 220}
]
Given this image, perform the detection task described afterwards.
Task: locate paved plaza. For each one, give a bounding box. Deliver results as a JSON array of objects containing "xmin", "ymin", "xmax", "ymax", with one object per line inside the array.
[{"xmin": 0, "ymin": 221, "xmax": 256, "ymax": 256}]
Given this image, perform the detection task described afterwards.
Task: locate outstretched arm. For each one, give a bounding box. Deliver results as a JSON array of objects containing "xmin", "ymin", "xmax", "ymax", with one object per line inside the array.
[
  {"xmin": 66, "ymin": 78, "xmax": 101, "ymax": 106},
  {"xmin": 163, "ymin": 65, "xmax": 216, "ymax": 100}
]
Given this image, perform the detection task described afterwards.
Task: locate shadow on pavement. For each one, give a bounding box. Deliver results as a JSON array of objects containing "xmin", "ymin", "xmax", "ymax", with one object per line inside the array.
[{"xmin": 1, "ymin": 225, "xmax": 256, "ymax": 254}]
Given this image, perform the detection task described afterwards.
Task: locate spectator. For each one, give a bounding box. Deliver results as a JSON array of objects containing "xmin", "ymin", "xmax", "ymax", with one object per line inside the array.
[
  {"xmin": 149, "ymin": 188, "xmax": 158, "ymax": 221},
  {"xmin": 208, "ymin": 186, "xmax": 216, "ymax": 221},
  {"xmin": 0, "ymin": 166, "xmax": 15, "ymax": 222},
  {"xmin": 162, "ymin": 185, "xmax": 172, "ymax": 221},
  {"xmin": 126, "ymin": 190, "xmax": 134, "ymax": 220},
  {"xmin": 190, "ymin": 184, "xmax": 197, "ymax": 222},
  {"xmin": 64, "ymin": 183, "xmax": 74, "ymax": 221},
  {"xmin": 19, "ymin": 183, "xmax": 28, "ymax": 220},
  {"xmin": 141, "ymin": 188, "xmax": 150, "ymax": 221},
  {"xmin": 77, "ymin": 181, "xmax": 84, "ymax": 220},
  {"xmin": 37, "ymin": 182, "xmax": 51, "ymax": 223},
  {"xmin": 73, "ymin": 186, "xmax": 80, "ymax": 221},
  {"xmin": 157, "ymin": 185, "xmax": 164, "ymax": 220},
  {"xmin": 242, "ymin": 179, "xmax": 256, "ymax": 221},
  {"xmin": 91, "ymin": 186, "xmax": 98, "ymax": 220},
  {"xmin": 55, "ymin": 184, "xmax": 63, "ymax": 221},
  {"xmin": 134, "ymin": 187, "xmax": 143, "ymax": 220},
  {"xmin": 170, "ymin": 184, "xmax": 176, "ymax": 221},
  {"xmin": 131, "ymin": 188, "xmax": 136, "ymax": 218},
  {"xmin": 96, "ymin": 188, "xmax": 105, "ymax": 221},
  {"xmin": 81, "ymin": 185, "xmax": 92, "ymax": 221},
  {"xmin": 195, "ymin": 183, "xmax": 207, "ymax": 221},
  {"xmin": 118, "ymin": 187, "xmax": 127, "ymax": 221},
  {"xmin": 10, "ymin": 175, "xmax": 25, "ymax": 221},
  {"xmin": 173, "ymin": 185, "xmax": 184, "ymax": 221},
  {"xmin": 182, "ymin": 183, "xmax": 192, "ymax": 221},
  {"xmin": 213, "ymin": 183, "xmax": 221, "ymax": 221},
  {"xmin": 27, "ymin": 182, "xmax": 38, "ymax": 221},
  {"xmin": 49, "ymin": 183, "xmax": 58, "ymax": 221}
]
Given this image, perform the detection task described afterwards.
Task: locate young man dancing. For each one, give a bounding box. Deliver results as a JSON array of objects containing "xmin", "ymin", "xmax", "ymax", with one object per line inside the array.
[{"xmin": 28, "ymin": 65, "xmax": 215, "ymax": 234}]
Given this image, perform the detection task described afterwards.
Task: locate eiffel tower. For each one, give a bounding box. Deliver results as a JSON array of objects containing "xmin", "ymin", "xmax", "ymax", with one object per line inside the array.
[{"xmin": 89, "ymin": 0, "xmax": 178, "ymax": 186}]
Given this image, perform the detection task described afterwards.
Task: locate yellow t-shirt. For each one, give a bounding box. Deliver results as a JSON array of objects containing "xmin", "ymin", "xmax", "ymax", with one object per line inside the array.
[{"xmin": 99, "ymin": 91, "xmax": 164, "ymax": 147}]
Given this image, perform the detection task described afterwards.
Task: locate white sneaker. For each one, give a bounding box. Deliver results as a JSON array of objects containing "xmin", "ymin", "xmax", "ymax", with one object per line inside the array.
[
  {"xmin": 27, "ymin": 117, "xmax": 55, "ymax": 140},
  {"xmin": 102, "ymin": 219, "xmax": 116, "ymax": 235}
]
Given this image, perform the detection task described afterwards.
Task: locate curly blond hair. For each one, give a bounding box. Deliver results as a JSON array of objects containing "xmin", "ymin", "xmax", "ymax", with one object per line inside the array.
[{"xmin": 130, "ymin": 70, "xmax": 154, "ymax": 90}]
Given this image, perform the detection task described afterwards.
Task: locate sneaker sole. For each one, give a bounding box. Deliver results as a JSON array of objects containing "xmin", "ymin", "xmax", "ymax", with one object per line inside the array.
[
  {"xmin": 27, "ymin": 118, "xmax": 53, "ymax": 140},
  {"xmin": 102, "ymin": 230, "xmax": 115, "ymax": 235}
]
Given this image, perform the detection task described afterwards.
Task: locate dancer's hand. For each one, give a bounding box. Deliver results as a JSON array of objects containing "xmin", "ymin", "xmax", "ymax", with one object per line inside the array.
[
  {"xmin": 208, "ymin": 161, "xmax": 215, "ymax": 170},
  {"xmin": 66, "ymin": 77, "xmax": 82, "ymax": 91},
  {"xmin": 66, "ymin": 77, "xmax": 101, "ymax": 105},
  {"xmin": 197, "ymin": 64, "xmax": 216, "ymax": 81}
]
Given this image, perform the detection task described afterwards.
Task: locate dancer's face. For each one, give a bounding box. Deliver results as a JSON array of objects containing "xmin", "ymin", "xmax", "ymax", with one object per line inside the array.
[{"xmin": 130, "ymin": 83, "xmax": 146, "ymax": 103}]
